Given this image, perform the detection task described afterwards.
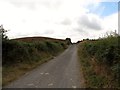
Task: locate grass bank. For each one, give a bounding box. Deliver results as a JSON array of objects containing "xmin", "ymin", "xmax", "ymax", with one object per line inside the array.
[
  {"xmin": 2, "ymin": 38, "xmax": 68, "ymax": 86},
  {"xmin": 78, "ymin": 35, "xmax": 120, "ymax": 88}
]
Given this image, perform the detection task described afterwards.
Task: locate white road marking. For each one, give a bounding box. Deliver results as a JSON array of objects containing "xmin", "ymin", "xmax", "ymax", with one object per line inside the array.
[
  {"xmin": 48, "ymin": 83, "xmax": 53, "ymax": 86},
  {"xmin": 45, "ymin": 73, "xmax": 49, "ymax": 75},
  {"xmin": 40, "ymin": 73, "xmax": 44, "ymax": 75},
  {"xmin": 27, "ymin": 83, "xmax": 34, "ymax": 86},
  {"xmin": 72, "ymin": 86, "xmax": 77, "ymax": 88},
  {"xmin": 35, "ymin": 86, "xmax": 38, "ymax": 88}
]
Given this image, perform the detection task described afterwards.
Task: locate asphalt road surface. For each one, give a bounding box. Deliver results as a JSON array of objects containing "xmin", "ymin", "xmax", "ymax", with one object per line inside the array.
[{"xmin": 4, "ymin": 44, "xmax": 84, "ymax": 88}]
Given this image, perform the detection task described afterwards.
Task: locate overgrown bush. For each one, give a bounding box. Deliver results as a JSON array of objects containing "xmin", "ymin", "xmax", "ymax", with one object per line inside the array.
[
  {"xmin": 2, "ymin": 39, "xmax": 67, "ymax": 66},
  {"xmin": 80, "ymin": 35, "xmax": 120, "ymax": 88},
  {"xmin": 84, "ymin": 36, "xmax": 120, "ymax": 66}
]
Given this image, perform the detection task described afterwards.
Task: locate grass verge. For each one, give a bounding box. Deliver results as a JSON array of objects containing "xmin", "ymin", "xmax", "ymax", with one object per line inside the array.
[{"xmin": 3, "ymin": 56, "xmax": 52, "ymax": 86}]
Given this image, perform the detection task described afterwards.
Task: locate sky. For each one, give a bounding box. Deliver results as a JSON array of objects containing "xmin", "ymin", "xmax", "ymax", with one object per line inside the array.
[{"xmin": 0, "ymin": 0, "xmax": 119, "ymax": 42}]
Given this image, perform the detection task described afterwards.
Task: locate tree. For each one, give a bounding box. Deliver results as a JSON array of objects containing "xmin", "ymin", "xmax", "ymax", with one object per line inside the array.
[
  {"xmin": 0, "ymin": 25, "xmax": 8, "ymax": 41},
  {"xmin": 65, "ymin": 38, "xmax": 72, "ymax": 45}
]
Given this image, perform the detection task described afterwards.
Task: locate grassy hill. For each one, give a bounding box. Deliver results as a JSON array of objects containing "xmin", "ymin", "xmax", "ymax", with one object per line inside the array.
[
  {"xmin": 2, "ymin": 36, "xmax": 69, "ymax": 86},
  {"xmin": 12, "ymin": 36, "xmax": 66, "ymax": 43}
]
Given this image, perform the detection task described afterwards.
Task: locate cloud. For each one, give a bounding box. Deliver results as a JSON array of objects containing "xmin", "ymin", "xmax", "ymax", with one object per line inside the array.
[
  {"xmin": 60, "ymin": 18, "xmax": 72, "ymax": 25},
  {"xmin": 78, "ymin": 14, "xmax": 102, "ymax": 30},
  {"xmin": 102, "ymin": 0, "xmax": 119, "ymax": 2},
  {"xmin": 43, "ymin": 30, "xmax": 54, "ymax": 35},
  {"xmin": 0, "ymin": 0, "xmax": 118, "ymax": 42},
  {"xmin": 102, "ymin": 13, "xmax": 118, "ymax": 31},
  {"xmin": 3, "ymin": 0, "xmax": 63, "ymax": 10},
  {"xmin": 73, "ymin": 12, "xmax": 118, "ymax": 40}
]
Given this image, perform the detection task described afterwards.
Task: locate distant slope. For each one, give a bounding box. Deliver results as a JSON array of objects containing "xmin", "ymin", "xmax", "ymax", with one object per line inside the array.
[{"xmin": 12, "ymin": 37, "xmax": 66, "ymax": 43}]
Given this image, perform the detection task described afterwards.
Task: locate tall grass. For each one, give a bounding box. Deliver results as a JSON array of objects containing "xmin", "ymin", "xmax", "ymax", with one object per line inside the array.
[{"xmin": 78, "ymin": 34, "xmax": 120, "ymax": 88}]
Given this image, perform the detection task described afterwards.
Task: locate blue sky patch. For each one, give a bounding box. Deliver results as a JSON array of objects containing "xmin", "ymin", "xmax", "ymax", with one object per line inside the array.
[{"xmin": 88, "ymin": 2, "xmax": 118, "ymax": 17}]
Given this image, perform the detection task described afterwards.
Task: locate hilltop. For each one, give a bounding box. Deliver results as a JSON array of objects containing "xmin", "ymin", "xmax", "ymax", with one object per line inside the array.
[{"xmin": 12, "ymin": 36, "xmax": 66, "ymax": 43}]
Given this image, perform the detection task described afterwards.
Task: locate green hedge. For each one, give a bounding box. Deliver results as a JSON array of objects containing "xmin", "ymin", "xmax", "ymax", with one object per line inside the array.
[
  {"xmin": 82, "ymin": 36, "xmax": 120, "ymax": 87},
  {"xmin": 84, "ymin": 36, "xmax": 120, "ymax": 66},
  {"xmin": 2, "ymin": 40, "xmax": 67, "ymax": 65}
]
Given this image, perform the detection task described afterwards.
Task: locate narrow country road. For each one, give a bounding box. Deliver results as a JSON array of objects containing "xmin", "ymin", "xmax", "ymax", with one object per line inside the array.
[{"xmin": 4, "ymin": 44, "xmax": 84, "ymax": 88}]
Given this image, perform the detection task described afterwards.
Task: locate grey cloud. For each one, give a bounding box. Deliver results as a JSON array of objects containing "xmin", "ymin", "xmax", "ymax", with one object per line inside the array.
[
  {"xmin": 78, "ymin": 15, "xmax": 102, "ymax": 30},
  {"xmin": 43, "ymin": 30, "xmax": 54, "ymax": 35},
  {"xmin": 61, "ymin": 18, "xmax": 72, "ymax": 25},
  {"xmin": 42, "ymin": 0, "xmax": 62, "ymax": 9},
  {"xmin": 74, "ymin": 28, "xmax": 89, "ymax": 36},
  {"xmin": 6, "ymin": 0, "xmax": 36, "ymax": 9},
  {"xmin": 5, "ymin": 0, "xmax": 61, "ymax": 10}
]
